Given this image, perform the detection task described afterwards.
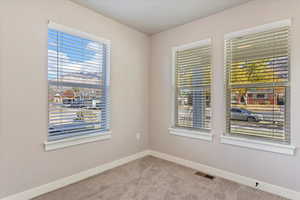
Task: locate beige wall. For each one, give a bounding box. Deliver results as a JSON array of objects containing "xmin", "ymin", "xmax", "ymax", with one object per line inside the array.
[
  {"xmin": 0, "ymin": 0, "xmax": 149, "ymax": 198},
  {"xmin": 150, "ymin": 0, "xmax": 300, "ymax": 192}
]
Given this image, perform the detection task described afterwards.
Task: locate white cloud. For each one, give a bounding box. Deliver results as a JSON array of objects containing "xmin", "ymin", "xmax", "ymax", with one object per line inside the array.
[{"xmin": 48, "ymin": 41, "xmax": 105, "ymax": 82}]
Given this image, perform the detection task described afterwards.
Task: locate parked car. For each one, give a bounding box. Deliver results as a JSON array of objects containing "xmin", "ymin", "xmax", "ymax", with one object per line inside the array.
[{"xmin": 231, "ymin": 108, "xmax": 263, "ymax": 122}]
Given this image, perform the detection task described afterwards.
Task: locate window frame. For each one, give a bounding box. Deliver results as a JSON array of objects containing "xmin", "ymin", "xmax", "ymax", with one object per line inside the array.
[
  {"xmin": 170, "ymin": 39, "xmax": 213, "ymax": 141},
  {"xmin": 45, "ymin": 21, "xmax": 111, "ymax": 151},
  {"xmin": 222, "ymin": 19, "xmax": 295, "ymax": 155}
]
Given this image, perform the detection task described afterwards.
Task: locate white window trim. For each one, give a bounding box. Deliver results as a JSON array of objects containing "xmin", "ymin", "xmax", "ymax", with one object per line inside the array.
[
  {"xmin": 170, "ymin": 39, "xmax": 213, "ymax": 141},
  {"xmin": 223, "ymin": 19, "xmax": 293, "ymax": 149},
  {"xmin": 224, "ymin": 19, "xmax": 291, "ymax": 40},
  {"xmin": 221, "ymin": 135, "xmax": 296, "ymax": 156},
  {"xmin": 44, "ymin": 131, "xmax": 112, "ymax": 151},
  {"xmin": 48, "ymin": 21, "xmax": 111, "ymax": 46},
  {"xmin": 169, "ymin": 128, "xmax": 213, "ymax": 141},
  {"xmin": 46, "ymin": 21, "xmax": 111, "ymax": 149}
]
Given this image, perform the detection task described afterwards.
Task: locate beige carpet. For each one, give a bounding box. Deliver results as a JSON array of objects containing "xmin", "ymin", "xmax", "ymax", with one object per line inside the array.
[{"xmin": 33, "ymin": 156, "xmax": 288, "ymax": 200}]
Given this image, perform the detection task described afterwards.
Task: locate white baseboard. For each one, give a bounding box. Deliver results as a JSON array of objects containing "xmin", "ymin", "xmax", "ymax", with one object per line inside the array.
[
  {"xmin": 2, "ymin": 150, "xmax": 299, "ymax": 200},
  {"xmin": 1, "ymin": 150, "xmax": 150, "ymax": 200},
  {"xmin": 148, "ymin": 150, "xmax": 300, "ymax": 200}
]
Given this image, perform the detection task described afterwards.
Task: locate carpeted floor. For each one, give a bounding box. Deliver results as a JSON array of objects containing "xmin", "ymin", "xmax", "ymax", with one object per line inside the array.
[{"xmin": 33, "ymin": 156, "xmax": 288, "ymax": 200}]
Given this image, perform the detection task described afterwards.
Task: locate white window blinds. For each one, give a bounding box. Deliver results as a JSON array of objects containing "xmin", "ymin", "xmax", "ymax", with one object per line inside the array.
[
  {"xmin": 48, "ymin": 23, "xmax": 110, "ymax": 141},
  {"xmin": 174, "ymin": 40, "xmax": 212, "ymax": 130},
  {"xmin": 225, "ymin": 20, "xmax": 290, "ymax": 143}
]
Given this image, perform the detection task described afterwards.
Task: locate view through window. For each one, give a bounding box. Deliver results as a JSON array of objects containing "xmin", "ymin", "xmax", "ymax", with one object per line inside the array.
[
  {"xmin": 225, "ymin": 24, "xmax": 290, "ymax": 142},
  {"xmin": 48, "ymin": 25, "xmax": 110, "ymax": 141},
  {"xmin": 174, "ymin": 41, "xmax": 211, "ymax": 130}
]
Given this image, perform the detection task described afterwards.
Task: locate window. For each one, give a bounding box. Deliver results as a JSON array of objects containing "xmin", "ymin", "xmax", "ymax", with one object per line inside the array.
[
  {"xmin": 172, "ymin": 39, "xmax": 212, "ymax": 132},
  {"xmin": 47, "ymin": 23, "xmax": 110, "ymax": 142},
  {"xmin": 225, "ymin": 20, "xmax": 290, "ymax": 143}
]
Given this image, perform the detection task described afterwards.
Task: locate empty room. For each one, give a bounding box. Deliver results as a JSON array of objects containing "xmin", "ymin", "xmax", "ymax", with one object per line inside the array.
[{"xmin": 0, "ymin": 0, "xmax": 299, "ymax": 199}]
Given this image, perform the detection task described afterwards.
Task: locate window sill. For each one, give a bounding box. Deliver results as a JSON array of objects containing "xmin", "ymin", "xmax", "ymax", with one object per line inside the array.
[
  {"xmin": 220, "ymin": 135, "xmax": 296, "ymax": 156},
  {"xmin": 44, "ymin": 131, "xmax": 112, "ymax": 151},
  {"xmin": 169, "ymin": 128, "xmax": 213, "ymax": 142}
]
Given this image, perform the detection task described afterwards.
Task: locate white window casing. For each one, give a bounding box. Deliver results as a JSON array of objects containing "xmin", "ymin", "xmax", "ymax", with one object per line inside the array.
[
  {"xmin": 170, "ymin": 39, "xmax": 213, "ymax": 141},
  {"xmin": 223, "ymin": 19, "xmax": 296, "ymax": 155},
  {"xmin": 46, "ymin": 22, "xmax": 111, "ymax": 150}
]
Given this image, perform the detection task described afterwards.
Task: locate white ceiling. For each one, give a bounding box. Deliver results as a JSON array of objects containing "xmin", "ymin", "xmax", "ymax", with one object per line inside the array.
[{"xmin": 71, "ymin": 0, "xmax": 253, "ymax": 35}]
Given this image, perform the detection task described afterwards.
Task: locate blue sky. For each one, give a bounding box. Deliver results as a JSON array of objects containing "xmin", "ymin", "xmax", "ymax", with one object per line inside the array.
[{"xmin": 48, "ymin": 28, "xmax": 101, "ymax": 63}]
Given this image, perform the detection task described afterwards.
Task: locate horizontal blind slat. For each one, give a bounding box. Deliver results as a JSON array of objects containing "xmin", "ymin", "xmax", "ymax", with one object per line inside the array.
[
  {"xmin": 225, "ymin": 24, "xmax": 290, "ymax": 143},
  {"xmin": 175, "ymin": 43, "xmax": 211, "ymax": 130},
  {"xmin": 48, "ymin": 28, "xmax": 109, "ymax": 141}
]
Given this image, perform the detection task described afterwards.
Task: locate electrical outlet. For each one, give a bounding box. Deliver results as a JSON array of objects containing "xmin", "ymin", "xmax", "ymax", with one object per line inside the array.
[{"xmin": 136, "ymin": 132, "xmax": 141, "ymax": 141}]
